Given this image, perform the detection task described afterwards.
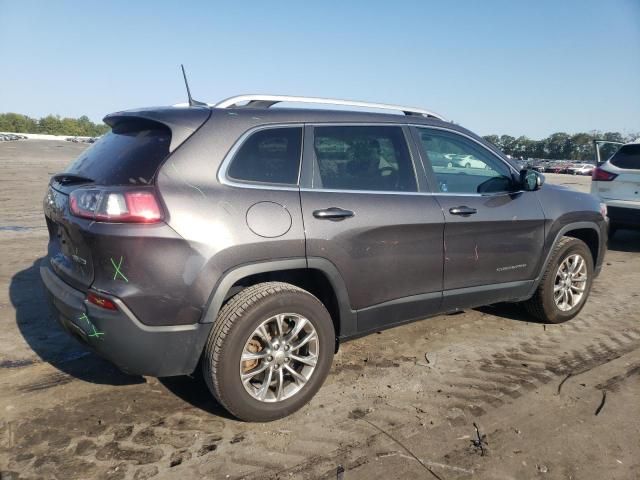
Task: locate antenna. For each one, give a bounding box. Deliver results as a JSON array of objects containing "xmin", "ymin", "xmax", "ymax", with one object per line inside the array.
[{"xmin": 180, "ymin": 65, "xmax": 207, "ymax": 107}]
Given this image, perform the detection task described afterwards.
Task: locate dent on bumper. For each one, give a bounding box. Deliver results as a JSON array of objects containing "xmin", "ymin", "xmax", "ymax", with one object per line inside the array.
[{"xmin": 40, "ymin": 264, "xmax": 212, "ymax": 377}]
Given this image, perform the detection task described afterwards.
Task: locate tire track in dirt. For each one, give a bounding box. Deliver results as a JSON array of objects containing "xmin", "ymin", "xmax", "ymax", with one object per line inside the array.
[
  {"xmin": 234, "ymin": 298, "xmax": 640, "ymax": 479},
  {"xmin": 2, "ymin": 290, "xmax": 639, "ymax": 480}
]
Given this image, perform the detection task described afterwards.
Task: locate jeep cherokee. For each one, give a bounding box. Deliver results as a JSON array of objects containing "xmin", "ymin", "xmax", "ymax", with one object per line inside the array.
[{"xmin": 41, "ymin": 94, "xmax": 607, "ymax": 421}]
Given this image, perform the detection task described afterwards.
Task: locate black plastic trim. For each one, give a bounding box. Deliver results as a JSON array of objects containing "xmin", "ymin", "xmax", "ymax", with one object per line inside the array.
[
  {"xmin": 527, "ymin": 221, "xmax": 603, "ymax": 297},
  {"xmin": 201, "ymin": 257, "xmax": 358, "ymax": 338},
  {"xmin": 41, "ymin": 263, "xmax": 210, "ymax": 377}
]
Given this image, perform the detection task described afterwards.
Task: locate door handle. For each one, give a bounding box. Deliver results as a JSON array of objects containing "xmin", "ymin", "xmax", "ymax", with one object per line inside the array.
[
  {"xmin": 313, "ymin": 207, "xmax": 355, "ymax": 220},
  {"xmin": 449, "ymin": 206, "xmax": 477, "ymax": 216}
]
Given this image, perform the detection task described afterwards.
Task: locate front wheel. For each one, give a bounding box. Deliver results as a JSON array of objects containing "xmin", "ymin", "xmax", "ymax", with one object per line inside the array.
[
  {"xmin": 523, "ymin": 237, "xmax": 594, "ymax": 323},
  {"xmin": 202, "ymin": 282, "xmax": 335, "ymax": 422}
]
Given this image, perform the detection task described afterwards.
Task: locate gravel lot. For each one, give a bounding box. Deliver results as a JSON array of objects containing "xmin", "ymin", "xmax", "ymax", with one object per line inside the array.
[{"xmin": 1, "ymin": 141, "xmax": 639, "ymax": 480}]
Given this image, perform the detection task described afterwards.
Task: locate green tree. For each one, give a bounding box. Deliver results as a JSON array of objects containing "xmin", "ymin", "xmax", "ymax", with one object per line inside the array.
[
  {"xmin": 0, "ymin": 112, "xmax": 110, "ymax": 136},
  {"xmin": 499, "ymin": 135, "xmax": 517, "ymax": 156},
  {"xmin": 483, "ymin": 135, "xmax": 501, "ymax": 150}
]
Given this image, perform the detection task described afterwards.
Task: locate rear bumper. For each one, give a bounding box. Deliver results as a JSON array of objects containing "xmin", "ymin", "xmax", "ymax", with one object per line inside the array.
[
  {"xmin": 40, "ymin": 263, "xmax": 212, "ymax": 377},
  {"xmin": 607, "ymin": 205, "xmax": 640, "ymax": 229}
]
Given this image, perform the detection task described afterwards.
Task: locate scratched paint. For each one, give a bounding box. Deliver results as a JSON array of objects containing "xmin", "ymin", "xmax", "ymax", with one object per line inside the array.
[
  {"xmin": 170, "ymin": 163, "xmax": 206, "ymax": 198},
  {"xmin": 110, "ymin": 256, "xmax": 129, "ymax": 282},
  {"xmin": 78, "ymin": 313, "xmax": 104, "ymax": 339}
]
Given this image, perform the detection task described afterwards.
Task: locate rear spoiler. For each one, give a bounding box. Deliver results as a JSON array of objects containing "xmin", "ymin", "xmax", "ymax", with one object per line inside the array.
[{"xmin": 104, "ymin": 106, "xmax": 211, "ymax": 152}]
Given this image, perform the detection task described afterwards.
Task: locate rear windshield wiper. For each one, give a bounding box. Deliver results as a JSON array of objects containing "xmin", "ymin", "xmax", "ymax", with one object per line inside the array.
[{"xmin": 52, "ymin": 173, "xmax": 95, "ymax": 185}]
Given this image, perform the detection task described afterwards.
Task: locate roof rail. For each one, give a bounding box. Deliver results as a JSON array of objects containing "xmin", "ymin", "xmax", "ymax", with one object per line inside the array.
[{"xmin": 212, "ymin": 94, "xmax": 447, "ymax": 121}]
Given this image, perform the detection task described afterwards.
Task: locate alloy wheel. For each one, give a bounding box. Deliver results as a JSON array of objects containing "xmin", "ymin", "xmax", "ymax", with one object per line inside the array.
[
  {"xmin": 239, "ymin": 313, "xmax": 319, "ymax": 402},
  {"xmin": 553, "ymin": 253, "xmax": 588, "ymax": 311}
]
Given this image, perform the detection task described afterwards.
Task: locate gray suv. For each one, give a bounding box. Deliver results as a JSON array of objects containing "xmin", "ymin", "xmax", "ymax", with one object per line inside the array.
[{"xmin": 41, "ymin": 95, "xmax": 607, "ymax": 421}]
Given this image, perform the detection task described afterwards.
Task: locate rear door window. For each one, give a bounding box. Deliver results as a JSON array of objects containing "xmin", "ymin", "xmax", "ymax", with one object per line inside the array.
[
  {"xmin": 64, "ymin": 121, "xmax": 171, "ymax": 185},
  {"xmin": 227, "ymin": 127, "xmax": 303, "ymax": 185},
  {"xmin": 312, "ymin": 125, "xmax": 417, "ymax": 192},
  {"xmin": 610, "ymin": 144, "xmax": 640, "ymax": 170}
]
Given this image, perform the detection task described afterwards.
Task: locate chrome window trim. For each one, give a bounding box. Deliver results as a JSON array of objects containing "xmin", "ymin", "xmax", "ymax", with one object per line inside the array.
[
  {"xmin": 218, "ymin": 123, "xmax": 305, "ymax": 191},
  {"xmin": 218, "ymin": 122, "xmax": 525, "ymax": 197},
  {"xmin": 299, "ymin": 187, "xmax": 523, "ymax": 197}
]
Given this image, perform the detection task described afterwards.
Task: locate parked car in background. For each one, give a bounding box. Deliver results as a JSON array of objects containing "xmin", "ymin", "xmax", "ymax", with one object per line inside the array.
[
  {"xmin": 545, "ymin": 161, "xmax": 566, "ymax": 174},
  {"xmin": 445, "ymin": 153, "xmax": 487, "ymax": 169},
  {"xmin": 531, "ymin": 162, "xmax": 547, "ymax": 173},
  {"xmin": 591, "ymin": 142, "xmax": 640, "ymax": 237},
  {"xmin": 569, "ymin": 163, "xmax": 595, "ymax": 176},
  {"xmin": 41, "ymin": 94, "xmax": 607, "ymax": 421},
  {"xmin": 0, "ymin": 133, "xmax": 25, "ymax": 141}
]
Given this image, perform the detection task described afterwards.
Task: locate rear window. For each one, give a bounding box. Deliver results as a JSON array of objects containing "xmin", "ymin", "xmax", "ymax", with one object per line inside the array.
[
  {"xmin": 610, "ymin": 144, "xmax": 640, "ymax": 170},
  {"xmin": 227, "ymin": 127, "xmax": 303, "ymax": 185},
  {"xmin": 64, "ymin": 121, "xmax": 171, "ymax": 185}
]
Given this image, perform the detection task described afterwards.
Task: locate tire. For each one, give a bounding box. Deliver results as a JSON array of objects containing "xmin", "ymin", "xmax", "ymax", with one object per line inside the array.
[
  {"xmin": 523, "ymin": 237, "xmax": 594, "ymax": 324},
  {"xmin": 201, "ymin": 282, "xmax": 335, "ymax": 422},
  {"xmin": 447, "ymin": 162, "xmax": 453, "ymax": 168},
  {"xmin": 465, "ymin": 162, "xmax": 471, "ymax": 168}
]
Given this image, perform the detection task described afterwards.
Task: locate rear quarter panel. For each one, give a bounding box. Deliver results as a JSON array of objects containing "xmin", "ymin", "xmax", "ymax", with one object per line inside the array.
[{"xmin": 155, "ymin": 113, "xmax": 306, "ymax": 322}]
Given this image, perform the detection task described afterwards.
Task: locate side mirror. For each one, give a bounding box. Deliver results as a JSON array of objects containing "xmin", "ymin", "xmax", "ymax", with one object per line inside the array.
[{"xmin": 520, "ymin": 169, "xmax": 544, "ymax": 191}]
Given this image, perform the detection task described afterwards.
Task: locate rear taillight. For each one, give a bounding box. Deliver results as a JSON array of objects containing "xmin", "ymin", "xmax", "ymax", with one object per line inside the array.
[
  {"xmin": 87, "ymin": 292, "xmax": 118, "ymax": 310},
  {"xmin": 592, "ymin": 167, "xmax": 618, "ymax": 182},
  {"xmin": 70, "ymin": 188, "xmax": 163, "ymax": 223}
]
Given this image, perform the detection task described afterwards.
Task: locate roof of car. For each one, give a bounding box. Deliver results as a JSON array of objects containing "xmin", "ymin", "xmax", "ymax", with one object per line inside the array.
[{"xmin": 103, "ymin": 102, "xmax": 509, "ymax": 163}]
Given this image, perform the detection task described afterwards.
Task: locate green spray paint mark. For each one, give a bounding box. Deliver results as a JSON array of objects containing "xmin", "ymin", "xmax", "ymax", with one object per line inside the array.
[
  {"xmin": 78, "ymin": 313, "xmax": 104, "ymax": 339},
  {"xmin": 110, "ymin": 256, "xmax": 129, "ymax": 282}
]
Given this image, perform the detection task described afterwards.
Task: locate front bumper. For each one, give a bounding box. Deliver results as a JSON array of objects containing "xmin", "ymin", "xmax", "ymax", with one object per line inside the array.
[{"xmin": 40, "ymin": 263, "xmax": 212, "ymax": 377}]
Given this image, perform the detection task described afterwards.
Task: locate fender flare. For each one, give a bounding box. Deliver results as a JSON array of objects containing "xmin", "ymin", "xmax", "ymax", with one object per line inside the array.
[
  {"xmin": 527, "ymin": 221, "xmax": 602, "ymax": 297},
  {"xmin": 200, "ymin": 257, "xmax": 357, "ymax": 337}
]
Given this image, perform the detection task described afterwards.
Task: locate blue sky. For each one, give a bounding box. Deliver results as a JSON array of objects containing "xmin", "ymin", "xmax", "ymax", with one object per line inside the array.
[{"xmin": 1, "ymin": 0, "xmax": 638, "ymax": 138}]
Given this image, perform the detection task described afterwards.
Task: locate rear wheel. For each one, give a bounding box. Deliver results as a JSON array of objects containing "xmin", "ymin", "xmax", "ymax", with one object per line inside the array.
[
  {"xmin": 202, "ymin": 282, "xmax": 334, "ymax": 422},
  {"xmin": 523, "ymin": 237, "xmax": 594, "ymax": 323}
]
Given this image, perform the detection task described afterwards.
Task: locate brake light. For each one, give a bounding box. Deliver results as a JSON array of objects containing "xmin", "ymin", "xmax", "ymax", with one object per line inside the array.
[
  {"xmin": 70, "ymin": 188, "xmax": 163, "ymax": 223},
  {"xmin": 87, "ymin": 292, "xmax": 118, "ymax": 310},
  {"xmin": 592, "ymin": 167, "xmax": 618, "ymax": 181}
]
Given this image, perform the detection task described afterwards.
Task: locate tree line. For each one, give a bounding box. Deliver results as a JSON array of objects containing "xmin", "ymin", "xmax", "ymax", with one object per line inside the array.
[
  {"xmin": 482, "ymin": 131, "xmax": 637, "ymax": 161},
  {"xmin": 0, "ymin": 113, "xmax": 110, "ymax": 137}
]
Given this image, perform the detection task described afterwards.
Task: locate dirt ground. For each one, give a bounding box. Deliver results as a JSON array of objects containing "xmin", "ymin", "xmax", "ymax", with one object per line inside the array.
[{"xmin": 1, "ymin": 140, "xmax": 639, "ymax": 480}]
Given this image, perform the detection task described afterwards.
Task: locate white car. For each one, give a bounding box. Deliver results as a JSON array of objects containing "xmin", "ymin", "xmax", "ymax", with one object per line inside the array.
[
  {"xmin": 570, "ymin": 164, "xmax": 595, "ymax": 175},
  {"xmin": 445, "ymin": 154, "xmax": 488, "ymax": 169},
  {"xmin": 591, "ymin": 143, "xmax": 640, "ymax": 237}
]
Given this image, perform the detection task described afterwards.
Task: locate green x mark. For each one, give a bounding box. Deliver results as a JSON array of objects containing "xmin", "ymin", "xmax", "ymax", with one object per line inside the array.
[
  {"xmin": 110, "ymin": 256, "xmax": 129, "ymax": 282},
  {"xmin": 78, "ymin": 313, "xmax": 104, "ymax": 339}
]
